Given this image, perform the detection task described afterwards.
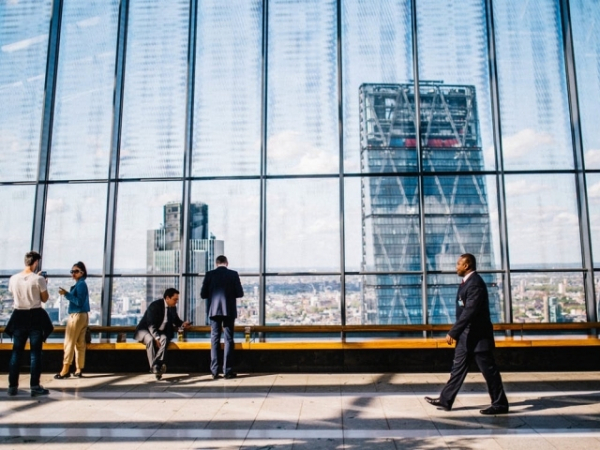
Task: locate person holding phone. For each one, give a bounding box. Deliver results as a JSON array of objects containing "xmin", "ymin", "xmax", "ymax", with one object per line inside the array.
[{"xmin": 54, "ymin": 262, "xmax": 90, "ymax": 379}]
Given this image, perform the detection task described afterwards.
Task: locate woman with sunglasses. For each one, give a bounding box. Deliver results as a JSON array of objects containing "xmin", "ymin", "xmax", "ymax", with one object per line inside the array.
[{"xmin": 54, "ymin": 262, "xmax": 90, "ymax": 379}]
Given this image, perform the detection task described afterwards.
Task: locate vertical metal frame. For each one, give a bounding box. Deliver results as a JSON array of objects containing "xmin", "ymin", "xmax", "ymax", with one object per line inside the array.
[
  {"xmin": 484, "ymin": 0, "xmax": 513, "ymax": 325},
  {"xmin": 559, "ymin": 0, "xmax": 596, "ymax": 323},
  {"xmin": 32, "ymin": 0, "xmax": 64, "ymax": 256},
  {"xmin": 336, "ymin": 0, "xmax": 346, "ymax": 327},
  {"xmin": 410, "ymin": 0, "xmax": 429, "ymax": 328},
  {"xmin": 180, "ymin": 0, "xmax": 199, "ymax": 321},
  {"xmin": 101, "ymin": 0, "xmax": 130, "ymax": 326},
  {"xmin": 258, "ymin": 0, "xmax": 269, "ymax": 326}
]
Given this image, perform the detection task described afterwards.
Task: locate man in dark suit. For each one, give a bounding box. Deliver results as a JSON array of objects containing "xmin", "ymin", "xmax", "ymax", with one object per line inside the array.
[
  {"xmin": 135, "ymin": 288, "xmax": 190, "ymax": 380},
  {"xmin": 425, "ymin": 253, "xmax": 509, "ymax": 415},
  {"xmin": 200, "ymin": 255, "xmax": 244, "ymax": 379}
]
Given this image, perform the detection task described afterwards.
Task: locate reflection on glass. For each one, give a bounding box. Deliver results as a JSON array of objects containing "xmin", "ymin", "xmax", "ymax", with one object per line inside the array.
[
  {"xmin": 192, "ymin": 0, "xmax": 262, "ymax": 177},
  {"xmin": 119, "ymin": 0, "xmax": 189, "ymax": 178},
  {"xmin": 47, "ymin": 276, "xmax": 102, "ymax": 326},
  {"xmin": 266, "ymin": 178, "xmax": 339, "ymax": 272},
  {"xmin": 190, "ymin": 180, "xmax": 260, "ymax": 273},
  {"xmin": 570, "ymin": 0, "xmax": 600, "ymax": 169},
  {"xmin": 505, "ymin": 174, "xmax": 581, "ymax": 269},
  {"xmin": 188, "ymin": 276, "xmax": 258, "ymax": 327},
  {"xmin": 111, "ymin": 276, "xmax": 179, "ymax": 326},
  {"xmin": 267, "ymin": 0, "xmax": 338, "ymax": 175},
  {"xmin": 0, "ymin": 0, "xmax": 52, "ymax": 182},
  {"xmin": 113, "ymin": 182, "xmax": 182, "ymax": 273},
  {"xmin": 493, "ymin": 0, "xmax": 573, "ymax": 170},
  {"xmin": 428, "ymin": 273, "xmax": 503, "ymax": 325},
  {"xmin": 596, "ymin": 272, "xmax": 600, "ymax": 319},
  {"xmin": 511, "ymin": 272, "xmax": 585, "ymax": 323},
  {"xmin": 266, "ymin": 276, "xmax": 340, "ymax": 325},
  {"xmin": 42, "ymin": 183, "xmax": 108, "ymax": 274},
  {"xmin": 345, "ymin": 274, "xmax": 422, "ymax": 325},
  {"xmin": 0, "ymin": 186, "xmax": 35, "ymax": 273},
  {"xmin": 417, "ymin": 0, "xmax": 495, "ymax": 171},
  {"xmin": 49, "ymin": 0, "xmax": 119, "ymax": 180},
  {"xmin": 588, "ymin": 174, "xmax": 600, "ymax": 267},
  {"xmin": 424, "ymin": 175, "xmax": 500, "ymax": 271},
  {"xmin": 342, "ymin": 0, "xmax": 413, "ymax": 173}
]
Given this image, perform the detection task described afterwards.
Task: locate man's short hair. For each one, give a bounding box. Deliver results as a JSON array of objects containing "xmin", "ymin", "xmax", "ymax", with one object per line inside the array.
[
  {"xmin": 163, "ymin": 288, "xmax": 179, "ymax": 299},
  {"xmin": 460, "ymin": 253, "xmax": 477, "ymax": 271},
  {"xmin": 215, "ymin": 255, "xmax": 228, "ymax": 265},
  {"xmin": 24, "ymin": 251, "xmax": 41, "ymax": 267}
]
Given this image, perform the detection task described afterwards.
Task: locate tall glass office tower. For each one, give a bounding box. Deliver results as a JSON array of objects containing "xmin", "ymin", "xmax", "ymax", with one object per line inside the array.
[{"xmin": 359, "ymin": 82, "xmax": 501, "ymax": 324}]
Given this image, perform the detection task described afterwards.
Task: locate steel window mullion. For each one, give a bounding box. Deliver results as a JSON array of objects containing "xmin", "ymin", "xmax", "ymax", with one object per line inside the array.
[
  {"xmin": 259, "ymin": 0, "xmax": 269, "ymax": 327},
  {"xmin": 559, "ymin": 0, "xmax": 596, "ymax": 323},
  {"xmin": 336, "ymin": 0, "xmax": 346, "ymax": 328},
  {"xmin": 101, "ymin": 0, "xmax": 130, "ymax": 327},
  {"xmin": 32, "ymin": 0, "xmax": 64, "ymax": 257}
]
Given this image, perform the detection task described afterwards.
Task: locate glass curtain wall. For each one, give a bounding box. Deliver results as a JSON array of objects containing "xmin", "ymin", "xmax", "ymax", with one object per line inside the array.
[{"xmin": 0, "ymin": 0, "xmax": 596, "ymax": 328}]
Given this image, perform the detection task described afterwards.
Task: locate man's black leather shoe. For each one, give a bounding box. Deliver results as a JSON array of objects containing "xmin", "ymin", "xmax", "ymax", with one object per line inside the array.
[
  {"xmin": 211, "ymin": 373, "xmax": 220, "ymax": 380},
  {"xmin": 224, "ymin": 372, "xmax": 237, "ymax": 379},
  {"xmin": 424, "ymin": 396, "xmax": 451, "ymax": 411},
  {"xmin": 479, "ymin": 405, "xmax": 509, "ymax": 415}
]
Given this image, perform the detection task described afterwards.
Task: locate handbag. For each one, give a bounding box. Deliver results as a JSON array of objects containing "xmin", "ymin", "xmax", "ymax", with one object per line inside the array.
[{"xmin": 85, "ymin": 327, "xmax": 92, "ymax": 344}]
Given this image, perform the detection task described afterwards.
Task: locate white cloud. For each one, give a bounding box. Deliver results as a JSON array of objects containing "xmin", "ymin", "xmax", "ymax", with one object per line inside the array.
[
  {"xmin": 268, "ymin": 130, "xmax": 338, "ymax": 174},
  {"xmin": 504, "ymin": 179, "xmax": 545, "ymax": 196},
  {"xmin": 585, "ymin": 149, "xmax": 600, "ymax": 167},
  {"xmin": 500, "ymin": 128, "xmax": 555, "ymax": 160},
  {"xmin": 588, "ymin": 181, "xmax": 600, "ymax": 198}
]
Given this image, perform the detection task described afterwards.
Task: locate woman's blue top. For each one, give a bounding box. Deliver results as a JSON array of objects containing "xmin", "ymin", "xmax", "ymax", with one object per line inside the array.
[{"xmin": 64, "ymin": 278, "xmax": 90, "ymax": 314}]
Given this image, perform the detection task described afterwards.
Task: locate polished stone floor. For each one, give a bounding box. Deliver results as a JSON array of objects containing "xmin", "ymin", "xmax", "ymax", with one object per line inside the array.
[{"xmin": 0, "ymin": 371, "xmax": 599, "ymax": 449}]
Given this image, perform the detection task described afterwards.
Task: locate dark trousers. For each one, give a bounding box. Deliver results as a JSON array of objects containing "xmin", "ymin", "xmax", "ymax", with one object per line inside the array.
[
  {"xmin": 137, "ymin": 330, "xmax": 169, "ymax": 370},
  {"xmin": 439, "ymin": 344, "xmax": 508, "ymax": 409},
  {"xmin": 9, "ymin": 328, "xmax": 43, "ymax": 388},
  {"xmin": 210, "ymin": 316, "xmax": 235, "ymax": 376}
]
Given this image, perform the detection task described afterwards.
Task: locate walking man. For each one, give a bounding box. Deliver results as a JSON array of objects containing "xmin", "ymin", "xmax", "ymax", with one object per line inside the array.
[
  {"xmin": 201, "ymin": 255, "xmax": 244, "ymax": 379},
  {"xmin": 425, "ymin": 253, "xmax": 509, "ymax": 415}
]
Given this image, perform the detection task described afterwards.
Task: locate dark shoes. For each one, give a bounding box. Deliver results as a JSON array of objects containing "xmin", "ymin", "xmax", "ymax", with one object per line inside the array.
[
  {"xmin": 72, "ymin": 372, "xmax": 83, "ymax": 378},
  {"xmin": 224, "ymin": 372, "xmax": 237, "ymax": 379},
  {"xmin": 31, "ymin": 386, "xmax": 49, "ymax": 397},
  {"xmin": 54, "ymin": 373, "xmax": 70, "ymax": 379},
  {"xmin": 424, "ymin": 397, "xmax": 451, "ymax": 411},
  {"xmin": 7, "ymin": 387, "xmax": 18, "ymax": 396},
  {"xmin": 153, "ymin": 364, "xmax": 167, "ymax": 380},
  {"xmin": 211, "ymin": 373, "xmax": 220, "ymax": 380},
  {"xmin": 480, "ymin": 405, "xmax": 509, "ymax": 415}
]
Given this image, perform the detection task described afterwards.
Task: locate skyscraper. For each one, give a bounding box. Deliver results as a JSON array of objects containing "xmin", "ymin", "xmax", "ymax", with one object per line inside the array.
[{"xmin": 359, "ymin": 82, "xmax": 501, "ymax": 325}]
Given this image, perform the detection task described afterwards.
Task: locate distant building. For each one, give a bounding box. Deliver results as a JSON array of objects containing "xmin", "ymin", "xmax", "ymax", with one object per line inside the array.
[{"xmin": 359, "ymin": 82, "xmax": 501, "ymax": 324}]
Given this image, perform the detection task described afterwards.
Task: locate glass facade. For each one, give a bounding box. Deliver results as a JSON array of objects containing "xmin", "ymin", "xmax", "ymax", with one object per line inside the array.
[{"xmin": 0, "ymin": 0, "xmax": 597, "ymax": 328}]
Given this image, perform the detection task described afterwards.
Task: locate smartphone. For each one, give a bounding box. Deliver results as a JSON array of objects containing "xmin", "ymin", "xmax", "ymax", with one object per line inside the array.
[{"xmin": 40, "ymin": 271, "xmax": 47, "ymax": 278}]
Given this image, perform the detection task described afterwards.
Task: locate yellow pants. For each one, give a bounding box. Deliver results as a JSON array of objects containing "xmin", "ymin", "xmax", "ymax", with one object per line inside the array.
[{"xmin": 63, "ymin": 312, "xmax": 89, "ymax": 370}]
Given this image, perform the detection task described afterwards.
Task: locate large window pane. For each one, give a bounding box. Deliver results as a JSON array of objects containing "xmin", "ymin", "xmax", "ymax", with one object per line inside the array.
[
  {"xmin": 587, "ymin": 173, "xmax": 600, "ymax": 268},
  {"xmin": 493, "ymin": 0, "xmax": 573, "ymax": 170},
  {"xmin": 424, "ymin": 175, "xmax": 501, "ymax": 271},
  {"xmin": 511, "ymin": 272, "xmax": 586, "ymax": 323},
  {"xmin": 0, "ymin": 0, "xmax": 52, "ymax": 182},
  {"xmin": 342, "ymin": 0, "xmax": 414, "ymax": 173},
  {"xmin": 42, "ymin": 183, "xmax": 107, "ymax": 274},
  {"xmin": 417, "ymin": 0, "xmax": 495, "ymax": 172},
  {"xmin": 505, "ymin": 174, "xmax": 581, "ymax": 269},
  {"xmin": 119, "ymin": 0, "xmax": 189, "ymax": 178},
  {"xmin": 111, "ymin": 276, "xmax": 179, "ymax": 326},
  {"xmin": 266, "ymin": 178, "xmax": 339, "ymax": 272},
  {"xmin": 345, "ymin": 176, "xmax": 421, "ymax": 273},
  {"xmin": 0, "ymin": 186, "xmax": 35, "ymax": 273},
  {"xmin": 190, "ymin": 180, "xmax": 259, "ymax": 273},
  {"xmin": 192, "ymin": 0, "xmax": 262, "ymax": 177},
  {"xmin": 570, "ymin": 0, "xmax": 600, "ymax": 169},
  {"xmin": 267, "ymin": 0, "xmax": 338, "ymax": 175},
  {"xmin": 187, "ymin": 276, "xmax": 258, "ymax": 327},
  {"xmin": 266, "ymin": 275, "xmax": 340, "ymax": 325},
  {"xmin": 428, "ymin": 273, "xmax": 503, "ymax": 325},
  {"xmin": 49, "ymin": 0, "xmax": 119, "ymax": 180},
  {"xmin": 113, "ymin": 181, "xmax": 182, "ymax": 273}
]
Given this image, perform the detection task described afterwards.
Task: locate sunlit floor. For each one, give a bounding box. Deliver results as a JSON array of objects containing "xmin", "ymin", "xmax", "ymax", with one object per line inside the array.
[{"xmin": 0, "ymin": 370, "xmax": 599, "ymax": 449}]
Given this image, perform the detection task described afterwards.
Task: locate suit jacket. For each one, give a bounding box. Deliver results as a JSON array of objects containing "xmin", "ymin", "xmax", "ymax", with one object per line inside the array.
[
  {"xmin": 200, "ymin": 266, "xmax": 244, "ymax": 319},
  {"xmin": 134, "ymin": 299, "xmax": 183, "ymax": 341},
  {"xmin": 447, "ymin": 272, "xmax": 495, "ymax": 353}
]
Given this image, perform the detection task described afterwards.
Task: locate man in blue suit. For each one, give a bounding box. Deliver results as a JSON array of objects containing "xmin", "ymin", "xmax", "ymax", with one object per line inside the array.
[
  {"xmin": 201, "ymin": 255, "xmax": 244, "ymax": 379},
  {"xmin": 425, "ymin": 253, "xmax": 509, "ymax": 415}
]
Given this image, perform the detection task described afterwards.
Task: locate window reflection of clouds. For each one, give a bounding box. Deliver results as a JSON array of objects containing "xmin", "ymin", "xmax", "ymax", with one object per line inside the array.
[
  {"xmin": 586, "ymin": 174, "xmax": 600, "ymax": 267},
  {"xmin": 0, "ymin": 186, "xmax": 35, "ymax": 272}
]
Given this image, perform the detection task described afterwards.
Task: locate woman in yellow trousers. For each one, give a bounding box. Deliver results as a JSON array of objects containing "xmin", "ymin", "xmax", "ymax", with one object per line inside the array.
[{"xmin": 54, "ymin": 262, "xmax": 90, "ymax": 379}]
